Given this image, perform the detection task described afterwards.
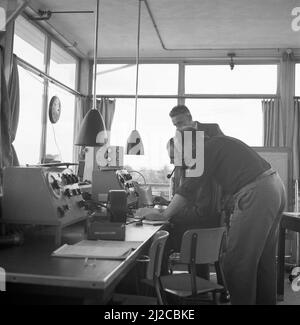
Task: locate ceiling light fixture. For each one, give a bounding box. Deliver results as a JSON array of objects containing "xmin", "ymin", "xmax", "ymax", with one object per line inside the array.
[
  {"xmin": 126, "ymin": 0, "xmax": 144, "ymax": 155},
  {"xmin": 75, "ymin": 0, "xmax": 107, "ymax": 147}
]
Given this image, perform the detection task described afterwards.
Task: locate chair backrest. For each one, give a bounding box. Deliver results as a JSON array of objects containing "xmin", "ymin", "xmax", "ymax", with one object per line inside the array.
[
  {"xmin": 146, "ymin": 230, "xmax": 169, "ymax": 280},
  {"xmin": 179, "ymin": 227, "xmax": 226, "ymax": 265}
]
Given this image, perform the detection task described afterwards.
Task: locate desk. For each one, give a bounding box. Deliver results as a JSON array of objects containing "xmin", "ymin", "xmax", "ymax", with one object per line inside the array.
[
  {"xmin": 277, "ymin": 212, "xmax": 300, "ymax": 300},
  {"xmin": 0, "ymin": 223, "xmax": 165, "ymax": 304}
]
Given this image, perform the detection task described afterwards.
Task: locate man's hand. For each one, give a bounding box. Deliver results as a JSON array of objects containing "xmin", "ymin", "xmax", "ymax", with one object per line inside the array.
[
  {"xmin": 153, "ymin": 196, "xmax": 170, "ymax": 206},
  {"xmin": 144, "ymin": 211, "xmax": 165, "ymax": 221},
  {"xmin": 135, "ymin": 207, "xmax": 164, "ymax": 220}
]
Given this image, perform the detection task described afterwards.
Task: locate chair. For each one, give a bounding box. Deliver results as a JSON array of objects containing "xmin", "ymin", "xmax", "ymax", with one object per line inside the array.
[
  {"xmin": 112, "ymin": 230, "xmax": 169, "ymax": 305},
  {"xmin": 159, "ymin": 227, "xmax": 228, "ymax": 304}
]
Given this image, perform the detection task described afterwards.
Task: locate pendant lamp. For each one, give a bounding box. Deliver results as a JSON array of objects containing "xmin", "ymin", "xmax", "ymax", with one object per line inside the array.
[
  {"xmin": 75, "ymin": 0, "xmax": 107, "ymax": 147},
  {"xmin": 126, "ymin": 0, "xmax": 144, "ymax": 155}
]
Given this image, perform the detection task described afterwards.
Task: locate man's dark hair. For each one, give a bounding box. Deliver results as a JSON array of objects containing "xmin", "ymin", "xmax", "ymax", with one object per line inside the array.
[{"xmin": 169, "ymin": 105, "xmax": 192, "ymax": 118}]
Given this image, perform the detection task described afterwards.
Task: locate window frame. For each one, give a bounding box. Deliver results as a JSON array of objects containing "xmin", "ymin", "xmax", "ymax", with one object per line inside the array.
[
  {"xmin": 96, "ymin": 58, "xmax": 280, "ymax": 101},
  {"xmin": 183, "ymin": 60, "xmax": 279, "ymax": 98},
  {"xmin": 295, "ymin": 62, "xmax": 300, "ymax": 98},
  {"xmin": 13, "ymin": 14, "xmax": 80, "ymax": 164},
  {"xmin": 96, "ymin": 59, "xmax": 279, "ymax": 186},
  {"xmin": 97, "ymin": 59, "xmax": 280, "ymax": 147}
]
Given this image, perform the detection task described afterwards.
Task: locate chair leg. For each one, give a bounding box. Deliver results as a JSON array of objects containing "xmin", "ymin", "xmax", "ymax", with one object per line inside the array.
[
  {"xmin": 212, "ymin": 291, "xmax": 218, "ymax": 305},
  {"xmin": 134, "ymin": 266, "xmax": 141, "ymax": 295},
  {"xmin": 154, "ymin": 279, "xmax": 164, "ymax": 305},
  {"xmin": 215, "ymin": 262, "xmax": 230, "ymax": 303},
  {"xmin": 158, "ymin": 278, "xmax": 168, "ymax": 305}
]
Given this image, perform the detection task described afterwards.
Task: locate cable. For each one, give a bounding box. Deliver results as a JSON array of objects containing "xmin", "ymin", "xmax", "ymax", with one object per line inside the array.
[
  {"xmin": 130, "ymin": 170, "xmax": 146, "ymax": 184},
  {"xmin": 51, "ymin": 123, "xmax": 63, "ymax": 162},
  {"xmin": 167, "ymin": 167, "xmax": 175, "ymax": 179}
]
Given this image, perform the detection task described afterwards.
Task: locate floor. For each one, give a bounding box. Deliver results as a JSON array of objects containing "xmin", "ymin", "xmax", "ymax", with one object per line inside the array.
[
  {"xmin": 180, "ymin": 264, "xmax": 300, "ymax": 305},
  {"xmin": 278, "ymin": 274, "xmax": 300, "ymax": 305},
  {"xmin": 113, "ymin": 263, "xmax": 300, "ymax": 305}
]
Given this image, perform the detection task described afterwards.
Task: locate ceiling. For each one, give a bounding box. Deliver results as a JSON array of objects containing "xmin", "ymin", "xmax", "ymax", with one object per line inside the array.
[{"xmin": 26, "ymin": 0, "xmax": 300, "ymax": 59}]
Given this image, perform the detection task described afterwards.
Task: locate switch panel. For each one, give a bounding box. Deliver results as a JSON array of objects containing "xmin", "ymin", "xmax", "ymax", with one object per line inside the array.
[{"xmin": 2, "ymin": 166, "xmax": 88, "ymax": 227}]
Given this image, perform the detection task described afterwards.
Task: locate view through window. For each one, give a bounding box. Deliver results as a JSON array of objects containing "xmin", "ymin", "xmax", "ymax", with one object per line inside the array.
[
  {"xmin": 98, "ymin": 63, "xmax": 277, "ymax": 193},
  {"xmin": 97, "ymin": 64, "xmax": 178, "ymax": 195},
  {"xmin": 13, "ymin": 17, "xmax": 45, "ymax": 164},
  {"xmin": 185, "ymin": 99, "xmax": 263, "ymax": 146},
  {"xmin": 185, "ymin": 64, "xmax": 277, "ymax": 94},
  {"xmin": 13, "ymin": 17, "xmax": 78, "ymax": 165},
  {"xmin": 46, "ymin": 84, "xmax": 75, "ymax": 163},
  {"xmin": 14, "ymin": 66, "xmax": 43, "ymax": 164}
]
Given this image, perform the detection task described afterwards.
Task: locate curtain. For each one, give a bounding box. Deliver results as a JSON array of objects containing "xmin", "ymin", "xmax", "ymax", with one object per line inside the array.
[
  {"xmin": 8, "ymin": 54, "xmax": 20, "ymax": 166},
  {"xmin": 96, "ymin": 98, "xmax": 116, "ymax": 135},
  {"xmin": 73, "ymin": 95, "xmax": 90, "ymax": 163},
  {"xmin": 292, "ymin": 99, "xmax": 300, "ymax": 181},
  {"xmin": 279, "ymin": 51, "xmax": 295, "ymax": 148},
  {"xmin": 0, "ymin": 48, "xmax": 11, "ymax": 167},
  {"xmin": 0, "ymin": 48, "xmax": 19, "ymax": 192},
  {"xmin": 262, "ymin": 98, "xmax": 284, "ymax": 146}
]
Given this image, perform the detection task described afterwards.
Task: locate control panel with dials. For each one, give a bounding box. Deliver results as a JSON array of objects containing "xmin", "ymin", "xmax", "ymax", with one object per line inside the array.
[
  {"xmin": 92, "ymin": 169, "xmax": 138, "ymax": 207},
  {"xmin": 2, "ymin": 166, "xmax": 88, "ymax": 245}
]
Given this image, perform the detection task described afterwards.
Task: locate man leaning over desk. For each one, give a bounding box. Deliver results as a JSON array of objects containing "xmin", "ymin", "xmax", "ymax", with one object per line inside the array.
[
  {"xmin": 155, "ymin": 105, "xmax": 225, "ymax": 280},
  {"xmin": 146, "ymin": 128, "xmax": 286, "ymax": 305}
]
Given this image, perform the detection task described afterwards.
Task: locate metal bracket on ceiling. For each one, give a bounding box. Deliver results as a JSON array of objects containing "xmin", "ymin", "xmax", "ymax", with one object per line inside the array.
[
  {"xmin": 29, "ymin": 9, "xmax": 94, "ymax": 21},
  {"xmin": 227, "ymin": 52, "xmax": 236, "ymax": 70}
]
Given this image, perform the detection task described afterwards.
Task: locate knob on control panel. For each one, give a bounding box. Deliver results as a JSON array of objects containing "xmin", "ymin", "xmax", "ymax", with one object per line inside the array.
[
  {"xmin": 51, "ymin": 179, "xmax": 60, "ymax": 190},
  {"xmin": 64, "ymin": 189, "xmax": 72, "ymax": 197},
  {"xmin": 47, "ymin": 172, "xmax": 62, "ymax": 198},
  {"xmin": 77, "ymin": 200, "xmax": 85, "ymax": 208},
  {"xmin": 57, "ymin": 206, "xmax": 65, "ymax": 218}
]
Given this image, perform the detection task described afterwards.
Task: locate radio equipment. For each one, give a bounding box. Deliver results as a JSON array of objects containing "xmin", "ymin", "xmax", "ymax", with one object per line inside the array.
[
  {"xmin": 1, "ymin": 165, "xmax": 88, "ymax": 245},
  {"xmin": 92, "ymin": 169, "xmax": 138, "ymax": 207}
]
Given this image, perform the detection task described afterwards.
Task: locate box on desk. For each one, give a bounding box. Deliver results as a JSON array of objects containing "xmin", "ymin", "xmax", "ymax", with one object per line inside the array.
[{"xmin": 87, "ymin": 221, "xmax": 125, "ymax": 241}]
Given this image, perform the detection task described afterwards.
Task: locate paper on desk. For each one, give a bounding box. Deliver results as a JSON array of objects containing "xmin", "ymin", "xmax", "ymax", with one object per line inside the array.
[
  {"xmin": 142, "ymin": 219, "xmax": 168, "ymax": 226},
  {"xmin": 283, "ymin": 212, "xmax": 300, "ymax": 217},
  {"xmin": 134, "ymin": 207, "xmax": 161, "ymax": 218},
  {"xmin": 52, "ymin": 240, "xmax": 142, "ymax": 260}
]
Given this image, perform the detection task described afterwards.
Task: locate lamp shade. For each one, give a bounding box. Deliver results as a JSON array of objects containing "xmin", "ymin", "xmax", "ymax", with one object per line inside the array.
[
  {"xmin": 126, "ymin": 129, "xmax": 144, "ymax": 155},
  {"xmin": 75, "ymin": 109, "xmax": 107, "ymax": 146}
]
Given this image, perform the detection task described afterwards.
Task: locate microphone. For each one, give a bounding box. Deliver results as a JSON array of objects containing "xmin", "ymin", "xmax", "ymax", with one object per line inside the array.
[{"xmin": 167, "ymin": 167, "xmax": 175, "ymax": 179}]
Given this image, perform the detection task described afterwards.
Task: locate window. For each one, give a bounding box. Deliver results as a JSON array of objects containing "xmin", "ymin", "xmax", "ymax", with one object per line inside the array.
[
  {"xmin": 46, "ymin": 84, "xmax": 75, "ymax": 163},
  {"xmin": 97, "ymin": 64, "xmax": 178, "ymax": 95},
  {"xmin": 185, "ymin": 65, "xmax": 277, "ymax": 94},
  {"xmin": 185, "ymin": 64, "xmax": 277, "ymax": 145},
  {"xmin": 98, "ymin": 63, "xmax": 179, "ymax": 190},
  {"xmin": 111, "ymin": 98, "xmax": 176, "ymax": 169},
  {"xmin": 14, "ymin": 16, "xmax": 45, "ymax": 71},
  {"xmin": 14, "ymin": 17, "xmax": 79, "ymax": 164},
  {"xmin": 14, "ymin": 67, "xmax": 43, "ymax": 164},
  {"xmin": 110, "ymin": 99, "xmax": 176, "ymax": 189},
  {"xmin": 185, "ymin": 99, "xmax": 263, "ymax": 146},
  {"xmin": 50, "ymin": 41, "xmax": 77, "ymax": 89},
  {"xmin": 296, "ymin": 64, "xmax": 300, "ymax": 96}
]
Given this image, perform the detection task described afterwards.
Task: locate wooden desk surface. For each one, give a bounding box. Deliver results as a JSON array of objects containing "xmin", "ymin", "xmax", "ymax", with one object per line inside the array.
[{"xmin": 0, "ymin": 222, "xmax": 164, "ymax": 303}]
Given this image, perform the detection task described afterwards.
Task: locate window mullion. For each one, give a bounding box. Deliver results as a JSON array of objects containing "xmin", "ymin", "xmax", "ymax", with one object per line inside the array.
[
  {"xmin": 39, "ymin": 35, "xmax": 51, "ymax": 163},
  {"xmin": 178, "ymin": 62, "xmax": 185, "ymax": 105}
]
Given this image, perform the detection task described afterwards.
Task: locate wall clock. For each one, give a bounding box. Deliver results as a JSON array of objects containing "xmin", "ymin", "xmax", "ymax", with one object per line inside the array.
[{"xmin": 49, "ymin": 96, "xmax": 61, "ymax": 124}]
